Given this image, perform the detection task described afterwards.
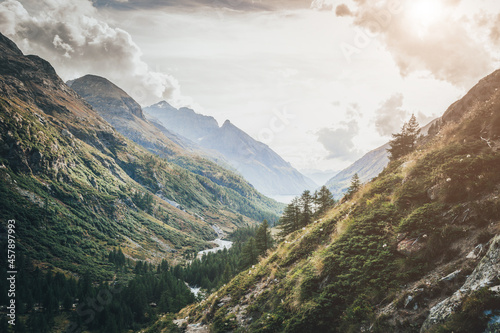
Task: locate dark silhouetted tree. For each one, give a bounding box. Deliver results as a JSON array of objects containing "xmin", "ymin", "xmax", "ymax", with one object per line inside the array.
[
  {"xmin": 255, "ymin": 220, "xmax": 273, "ymax": 256},
  {"xmin": 388, "ymin": 114, "xmax": 421, "ymax": 160}
]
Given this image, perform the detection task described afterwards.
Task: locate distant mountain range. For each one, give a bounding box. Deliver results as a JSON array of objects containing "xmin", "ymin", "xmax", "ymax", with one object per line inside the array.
[{"xmin": 145, "ymin": 102, "xmax": 317, "ymax": 196}]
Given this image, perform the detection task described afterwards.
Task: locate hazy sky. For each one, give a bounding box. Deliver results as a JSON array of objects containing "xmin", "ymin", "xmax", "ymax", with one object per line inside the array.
[{"xmin": 1, "ymin": 0, "xmax": 500, "ymax": 174}]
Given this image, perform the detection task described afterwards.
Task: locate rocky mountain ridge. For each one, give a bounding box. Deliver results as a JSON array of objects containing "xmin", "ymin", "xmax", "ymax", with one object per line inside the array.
[
  {"xmin": 145, "ymin": 101, "xmax": 317, "ymax": 196},
  {"xmin": 0, "ymin": 33, "xmax": 281, "ymax": 280}
]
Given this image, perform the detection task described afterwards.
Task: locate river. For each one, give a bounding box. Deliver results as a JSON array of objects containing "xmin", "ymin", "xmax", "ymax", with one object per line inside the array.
[{"xmin": 188, "ymin": 225, "xmax": 233, "ymax": 296}]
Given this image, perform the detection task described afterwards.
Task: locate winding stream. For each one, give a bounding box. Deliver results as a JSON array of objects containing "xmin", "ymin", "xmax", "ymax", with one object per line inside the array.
[{"xmin": 188, "ymin": 225, "xmax": 233, "ymax": 296}]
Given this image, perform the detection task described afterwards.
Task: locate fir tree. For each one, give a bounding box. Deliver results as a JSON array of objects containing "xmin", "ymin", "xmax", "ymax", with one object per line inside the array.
[
  {"xmin": 346, "ymin": 173, "xmax": 361, "ymax": 199},
  {"xmin": 299, "ymin": 190, "xmax": 313, "ymax": 227},
  {"xmin": 255, "ymin": 220, "xmax": 273, "ymax": 256},
  {"xmin": 388, "ymin": 114, "xmax": 421, "ymax": 160},
  {"xmin": 241, "ymin": 237, "xmax": 258, "ymax": 269},
  {"xmin": 314, "ymin": 186, "xmax": 335, "ymax": 218},
  {"xmin": 278, "ymin": 198, "xmax": 300, "ymax": 239}
]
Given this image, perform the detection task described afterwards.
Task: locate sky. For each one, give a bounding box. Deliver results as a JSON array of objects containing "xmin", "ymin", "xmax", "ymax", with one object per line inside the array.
[{"xmin": 1, "ymin": 0, "xmax": 500, "ymax": 177}]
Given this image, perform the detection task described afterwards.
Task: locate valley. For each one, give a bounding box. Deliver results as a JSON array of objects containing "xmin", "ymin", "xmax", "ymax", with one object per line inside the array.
[{"xmin": 1, "ymin": 6, "xmax": 500, "ymax": 332}]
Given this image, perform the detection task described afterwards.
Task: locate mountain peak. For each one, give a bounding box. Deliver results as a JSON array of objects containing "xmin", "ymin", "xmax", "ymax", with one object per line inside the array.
[
  {"xmin": 0, "ymin": 33, "xmax": 23, "ymax": 56},
  {"xmin": 152, "ymin": 100, "xmax": 175, "ymax": 109},
  {"xmin": 70, "ymin": 74, "xmax": 145, "ymax": 120}
]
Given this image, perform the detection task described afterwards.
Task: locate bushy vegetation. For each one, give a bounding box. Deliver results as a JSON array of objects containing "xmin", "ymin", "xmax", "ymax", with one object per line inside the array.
[
  {"xmin": 173, "ymin": 224, "xmax": 273, "ymax": 292},
  {"xmin": 184, "ymin": 102, "xmax": 500, "ymax": 332}
]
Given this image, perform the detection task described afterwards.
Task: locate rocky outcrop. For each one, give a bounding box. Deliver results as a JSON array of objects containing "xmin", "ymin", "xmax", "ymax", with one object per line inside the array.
[
  {"xmin": 421, "ymin": 235, "xmax": 500, "ymax": 332},
  {"xmin": 68, "ymin": 75, "xmax": 145, "ymax": 120}
]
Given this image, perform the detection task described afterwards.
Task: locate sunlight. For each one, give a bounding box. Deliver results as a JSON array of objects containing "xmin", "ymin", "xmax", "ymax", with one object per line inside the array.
[{"xmin": 408, "ymin": 0, "xmax": 444, "ymax": 35}]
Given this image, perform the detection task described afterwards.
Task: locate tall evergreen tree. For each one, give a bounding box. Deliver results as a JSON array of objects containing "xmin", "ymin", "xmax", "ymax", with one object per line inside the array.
[
  {"xmin": 255, "ymin": 220, "xmax": 273, "ymax": 256},
  {"xmin": 241, "ymin": 237, "xmax": 258, "ymax": 269},
  {"xmin": 388, "ymin": 114, "xmax": 421, "ymax": 160},
  {"xmin": 346, "ymin": 173, "xmax": 361, "ymax": 199},
  {"xmin": 278, "ymin": 198, "xmax": 300, "ymax": 239},
  {"xmin": 314, "ymin": 186, "xmax": 335, "ymax": 218},
  {"xmin": 299, "ymin": 190, "xmax": 314, "ymax": 227}
]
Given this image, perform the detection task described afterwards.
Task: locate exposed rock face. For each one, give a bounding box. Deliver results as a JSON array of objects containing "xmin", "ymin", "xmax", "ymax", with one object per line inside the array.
[
  {"xmin": 145, "ymin": 102, "xmax": 317, "ymax": 196},
  {"xmin": 69, "ymin": 75, "xmax": 184, "ymax": 157},
  {"xmin": 146, "ymin": 101, "xmax": 219, "ymax": 141},
  {"xmin": 68, "ymin": 74, "xmax": 144, "ymax": 120},
  {"xmin": 421, "ymin": 235, "xmax": 500, "ymax": 332},
  {"xmin": 441, "ymin": 70, "xmax": 500, "ymax": 124},
  {"xmin": 0, "ymin": 33, "xmax": 125, "ymax": 173}
]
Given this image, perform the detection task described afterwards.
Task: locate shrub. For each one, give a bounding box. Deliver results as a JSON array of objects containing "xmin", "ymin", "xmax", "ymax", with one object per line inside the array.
[{"xmin": 398, "ymin": 203, "xmax": 446, "ymax": 235}]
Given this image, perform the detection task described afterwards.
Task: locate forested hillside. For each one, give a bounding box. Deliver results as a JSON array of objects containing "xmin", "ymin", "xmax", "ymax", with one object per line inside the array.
[
  {"xmin": 173, "ymin": 70, "xmax": 500, "ymax": 332},
  {"xmin": 0, "ymin": 32, "xmax": 281, "ymax": 280}
]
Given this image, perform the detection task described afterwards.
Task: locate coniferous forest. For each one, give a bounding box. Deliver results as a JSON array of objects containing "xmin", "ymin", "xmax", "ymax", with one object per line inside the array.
[
  {"xmin": 3, "ymin": 2, "xmax": 500, "ymax": 331},
  {"xmin": 0, "ymin": 224, "xmax": 276, "ymax": 333}
]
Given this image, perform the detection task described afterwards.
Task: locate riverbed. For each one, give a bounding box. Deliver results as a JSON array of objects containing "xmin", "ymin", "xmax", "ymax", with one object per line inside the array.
[{"xmin": 188, "ymin": 225, "xmax": 233, "ymax": 296}]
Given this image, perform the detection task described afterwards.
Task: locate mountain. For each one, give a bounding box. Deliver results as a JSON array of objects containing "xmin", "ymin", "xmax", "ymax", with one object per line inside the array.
[
  {"xmin": 145, "ymin": 102, "xmax": 317, "ymax": 196},
  {"xmin": 325, "ymin": 119, "xmax": 439, "ymax": 199},
  {"xmin": 0, "ymin": 33, "xmax": 281, "ymax": 280},
  {"xmin": 171, "ymin": 70, "xmax": 500, "ymax": 332},
  {"xmin": 326, "ymin": 142, "xmax": 390, "ymax": 199},
  {"xmin": 68, "ymin": 74, "xmax": 282, "ymax": 220},
  {"xmin": 67, "ymin": 74, "xmax": 196, "ymax": 157},
  {"xmin": 146, "ymin": 100, "xmax": 220, "ymax": 140}
]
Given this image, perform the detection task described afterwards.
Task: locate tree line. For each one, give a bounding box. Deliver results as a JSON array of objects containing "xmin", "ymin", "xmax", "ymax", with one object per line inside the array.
[
  {"xmin": 173, "ymin": 222, "xmax": 273, "ymax": 292},
  {"xmin": 0, "ymin": 255, "xmax": 193, "ymax": 333},
  {"xmin": 278, "ymin": 186, "xmax": 335, "ymax": 239}
]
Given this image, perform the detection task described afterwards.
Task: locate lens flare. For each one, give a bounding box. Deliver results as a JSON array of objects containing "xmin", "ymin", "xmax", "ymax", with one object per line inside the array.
[{"xmin": 409, "ymin": 0, "xmax": 444, "ymax": 36}]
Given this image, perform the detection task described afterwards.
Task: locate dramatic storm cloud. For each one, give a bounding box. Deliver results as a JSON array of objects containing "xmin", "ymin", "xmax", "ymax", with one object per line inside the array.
[{"xmin": 0, "ymin": 0, "xmax": 183, "ymax": 106}]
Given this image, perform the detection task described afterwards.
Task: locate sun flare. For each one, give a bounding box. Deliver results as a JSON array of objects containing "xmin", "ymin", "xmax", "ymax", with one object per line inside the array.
[{"xmin": 409, "ymin": 0, "xmax": 444, "ymax": 34}]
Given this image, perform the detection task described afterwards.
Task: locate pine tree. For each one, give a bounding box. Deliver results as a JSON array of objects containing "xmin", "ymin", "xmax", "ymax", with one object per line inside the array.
[
  {"xmin": 0, "ymin": 317, "xmax": 8, "ymax": 333},
  {"xmin": 222, "ymin": 263, "xmax": 233, "ymax": 284},
  {"xmin": 346, "ymin": 173, "xmax": 361, "ymax": 199},
  {"xmin": 314, "ymin": 186, "xmax": 335, "ymax": 218},
  {"xmin": 278, "ymin": 198, "xmax": 300, "ymax": 239},
  {"xmin": 241, "ymin": 237, "xmax": 258, "ymax": 269},
  {"xmin": 15, "ymin": 317, "xmax": 27, "ymax": 333},
  {"xmin": 255, "ymin": 220, "xmax": 272, "ymax": 256},
  {"xmin": 299, "ymin": 190, "xmax": 313, "ymax": 227},
  {"xmin": 388, "ymin": 114, "xmax": 421, "ymax": 160}
]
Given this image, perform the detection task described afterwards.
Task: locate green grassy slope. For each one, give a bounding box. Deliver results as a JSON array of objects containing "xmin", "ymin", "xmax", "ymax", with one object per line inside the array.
[
  {"xmin": 0, "ymin": 33, "xmax": 280, "ymax": 280},
  {"xmin": 175, "ymin": 70, "xmax": 500, "ymax": 332}
]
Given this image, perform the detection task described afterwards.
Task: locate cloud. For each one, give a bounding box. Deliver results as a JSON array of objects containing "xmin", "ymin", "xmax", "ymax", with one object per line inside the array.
[
  {"xmin": 488, "ymin": 14, "xmax": 500, "ymax": 45},
  {"xmin": 316, "ymin": 120, "xmax": 361, "ymax": 160},
  {"xmin": 0, "ymin": 0, "xmax": 184, "ymax": 106},
  {"xmin": 92, "ymin": 0, "xmax": 312, "ymax": 11},
  {"xmin": 335, "ymin": 4, "xmax": 352, "ymax": 17},
  {"xmin": 339, "ymin": 0, "xmax": 496, "ymax": 88},
  {"xmin": 310, "ymin": 0, "xmax": 336, "ymax": 11},
  {"xmin": 374, "ymin": 93, "xmax": 409, "ymax": 137}
]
